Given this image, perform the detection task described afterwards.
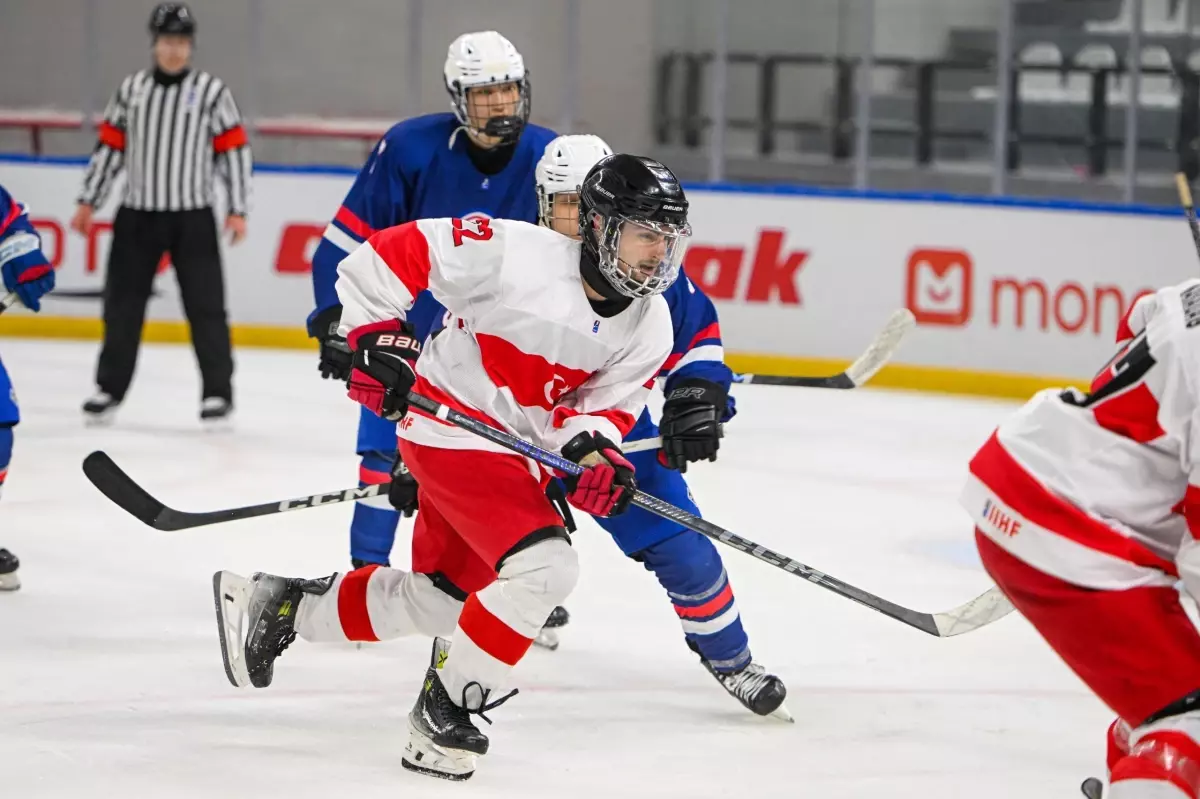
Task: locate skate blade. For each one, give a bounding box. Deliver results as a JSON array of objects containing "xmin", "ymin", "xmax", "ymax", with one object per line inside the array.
[
  {"xmin": 769, "ymin": 702, "xmax": 795, "ymax": 723},
  {"xmin": 213, "ymin": 571, "xmax": 252, "ymax": 688},
  {"xmin": 201, "ymin": 416, "xmax": 234, "ymax": 432},
  {"xmin": 0, "ymin": 572, "xmax": 20, "ymax": 591},
  {"xmin": 533, "ymin": 627, "xmax": 560, "ymax": 651},
  {"xmin": 401, "ymin": 719, "xmax": 477, "ymax": 781}
]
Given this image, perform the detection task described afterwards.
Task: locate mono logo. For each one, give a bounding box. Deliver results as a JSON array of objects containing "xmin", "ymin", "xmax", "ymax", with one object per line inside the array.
[{"xmin": 905, "ymin": 248, "xmax": 973, "ymax": 327}]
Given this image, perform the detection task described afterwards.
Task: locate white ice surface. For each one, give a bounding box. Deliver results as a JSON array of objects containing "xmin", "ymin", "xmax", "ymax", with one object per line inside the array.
[{"xmin": 0, "ymin": 340, "xmax": 1111, "ymax": 798}]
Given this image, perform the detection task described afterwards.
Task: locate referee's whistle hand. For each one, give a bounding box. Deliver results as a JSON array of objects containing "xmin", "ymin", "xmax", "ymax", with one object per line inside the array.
[
  {"xmin": 224, "ymin": 214, "xmax": 247, "ymax": 245},
  {"xmin": 70, "ymin": 204, "xmax": 94, "ymax": 237}
]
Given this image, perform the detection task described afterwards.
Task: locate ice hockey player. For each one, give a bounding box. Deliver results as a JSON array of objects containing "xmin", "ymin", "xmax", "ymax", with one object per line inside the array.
[
  {"xmin": 963, "ymin": 278, "xmax": 1200, "ymax": 798},
  {"xmin": 0, "ymin": 184, "xmax": 57, "ymax": 591},
  {"xmin": 531, "ymin": 134, "xmax": 788, "ymax": 719},
  {"xmin": 214, "ymin": 154, "xmax": 690, "ymax": 779},
  {"xmin": 304, "ymin": 30, "xmax": 557, "ymax": 571}
]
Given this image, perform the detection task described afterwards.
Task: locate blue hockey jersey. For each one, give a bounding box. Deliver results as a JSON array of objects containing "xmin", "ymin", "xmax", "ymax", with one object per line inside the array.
[{"xmin": 309, "ymin": 112, "xmax": 558, "ymax": 341}]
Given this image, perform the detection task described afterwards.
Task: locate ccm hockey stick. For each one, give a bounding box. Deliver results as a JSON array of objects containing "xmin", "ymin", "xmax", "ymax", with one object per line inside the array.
[
  {"xmin": 85, "ymin": 397, "xmax": 1010, "ymax": 637},
  {"xmin": 0, "ymin": 292, "xmax": 19, "ymax": 315},
  {"xmin": 395, "ymin": 390, "xmax": 1010, "ymax": 637},
  {"xmin": 732, "ymin": 308, "xmax": 915, "ymax": 389},
  {"xmin": 82, "ymin": 451, "xmax": 388, "ymax": 531},
  {"xmin": 82, "ymin": 431, "xmax": 662, "ymax": 530}
]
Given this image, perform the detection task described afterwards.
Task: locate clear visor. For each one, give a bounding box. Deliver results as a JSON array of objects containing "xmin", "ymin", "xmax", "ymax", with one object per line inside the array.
[{"xmin": 597, "ymin": 214, "xmax": 692, "ymax": 299}]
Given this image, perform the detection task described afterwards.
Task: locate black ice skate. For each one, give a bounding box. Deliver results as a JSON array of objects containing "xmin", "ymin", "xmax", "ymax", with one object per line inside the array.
[
  {"xmin": 81, "ymin": 391, "xmax": 120, "ymax": 426},
  {"xmin": 402, "ymin": 637, "xmax": 517, "ymax": 781},
  {"xmin": 212, "ymin": 570, "xmax": 332, "ymax": 688},
  {"xmin": 690, "ymin": 641, "xmax": 793, "ymax": 721},
  {"xmin": 534, "ymin": 604, "xmax": 569, "ymax": 650},
  {"xmin": 0, "ymin": 548, "xmax": 20, "ymax": 591},
  {"xmin": 200, "ymin": 397, "xmax": 233, "ymax": 425}
]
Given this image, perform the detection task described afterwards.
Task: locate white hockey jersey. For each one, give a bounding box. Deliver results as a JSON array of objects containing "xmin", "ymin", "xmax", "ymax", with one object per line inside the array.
[
  {"xmin": 336, "ymin": 217, "xmax": 673, "ymax": 460},
  {"xmin": 962, "ymin": 279, "xmax": 1200, "ymax": 592}
]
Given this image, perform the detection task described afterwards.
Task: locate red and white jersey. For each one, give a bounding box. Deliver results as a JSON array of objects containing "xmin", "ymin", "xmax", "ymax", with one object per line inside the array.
[
  {"xmin": 962, "ymin": 279, "xmax": 1200, "ymax": 590},
  {"xmin": 336, "ymin": 217, "xmax": 672, "ymax": 459}
]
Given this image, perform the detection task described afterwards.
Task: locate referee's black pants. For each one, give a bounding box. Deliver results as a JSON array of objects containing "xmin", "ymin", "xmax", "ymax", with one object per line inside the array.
[{"xmin": 95, "ymin": 207, "xmax": 233, "ymax": 403}]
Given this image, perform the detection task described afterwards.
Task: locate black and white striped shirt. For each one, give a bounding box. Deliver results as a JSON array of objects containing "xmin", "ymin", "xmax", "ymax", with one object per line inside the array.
[{"xmin": 79, "ymin": 68, "xmax": 252, "ymax": 216}]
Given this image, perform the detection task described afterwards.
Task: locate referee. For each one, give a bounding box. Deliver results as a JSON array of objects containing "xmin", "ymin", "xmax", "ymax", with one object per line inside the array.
[{"xmin": 70, "ymin": 2, "xmax": 251, "ymax": 424}]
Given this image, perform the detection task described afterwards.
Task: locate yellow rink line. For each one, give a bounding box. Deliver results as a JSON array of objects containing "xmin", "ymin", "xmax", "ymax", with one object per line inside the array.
[{"xmin": 0, "ymin": 315, "xmax": 1086, "ymax": 400}]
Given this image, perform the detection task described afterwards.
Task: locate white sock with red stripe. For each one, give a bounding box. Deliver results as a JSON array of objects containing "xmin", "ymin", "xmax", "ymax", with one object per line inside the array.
[
  {"xmin": 1111, "ymin": 728, "xmax": 1200, "ymax": 798},
  {"xmin": 441, "ymin": 539, "xmax": 578, "ymax": 705},
  {"xmin": 294, "ymin": 565, "xmax": 462, "ymax": 642}
]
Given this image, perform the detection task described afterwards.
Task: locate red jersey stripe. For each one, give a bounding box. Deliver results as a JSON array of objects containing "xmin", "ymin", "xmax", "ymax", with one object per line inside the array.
[
  {"xmin": 337, "ymin": 565, "xmax": 381, "ymax": 642},
  {"xmin": 550, "ymin": 405, "xmax": 637, "ymax": 437},
  {"xmin": 476, "ymin": 332, "xmax": 594, "ymax": 412},
  {"xmin": 458, "ymin": 594, "xmax": 533, "ymax": 666},
  {"xmin": 1092, "ymin": 382, "xmax": 1166, "ymax": 444},
  {"xmin": 98, "ymin": 121, "xmax": 126, "ymax": 152},
  {"xmin": 370, "ymin": 222, "xmax": 431, "ymax": 301},
  {"xmin": 971, "ymin": 434, "xmax": 1179, "ymax": 576},
  {"xmin": 335, "ymin": 205, "xmax": 378, "ymax": 241},
  {"xmin": 212, "ymin": 125, "xmax": 248, "ymax": 153}
]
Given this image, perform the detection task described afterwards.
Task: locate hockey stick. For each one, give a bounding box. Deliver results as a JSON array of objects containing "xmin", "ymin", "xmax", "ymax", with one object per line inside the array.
[
  {"xmin": 0, "ymin": 292, "xmax": 18, "ymax": 316},
  {"xmin": 731, "ymin": 308, "xmax": 915, "ymax": 389},
  {"xmin": 84, "ymin": 399, "xmax": 1011, "ymax": 637},
  {"xmin": 1176, "ymin": 172, "xmax": 1200, "ymax": 258},
  {"xmin": 82, "ymin": 431, "xmax": 666, "ymax": 528},
  {"xmin": 82, "ymin": 451, "xmax": 387, "ymax": 532},
  {"xmin": 397, "ymin": 391, "xmax": 1009, "ymax": 637}
]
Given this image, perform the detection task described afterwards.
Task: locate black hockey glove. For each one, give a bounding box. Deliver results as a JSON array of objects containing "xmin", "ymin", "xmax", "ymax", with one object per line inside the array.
[
  {"xmin": 308, "ymin": 304, "xmax": 353, "ymax": 381},
  {"xmin": 346, "ymin": 320, "xmax": 421, "ymax": 421},
  {"xmin": 387, "ymin": 453, "xmax": 419, "ymax": 517},
  {"xmin": 659, "ymin": 378, "xmax": 726, "ymax": 473}
]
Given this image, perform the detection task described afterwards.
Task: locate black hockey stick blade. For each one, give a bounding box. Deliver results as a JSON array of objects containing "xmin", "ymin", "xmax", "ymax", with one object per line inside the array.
[
  {"xmin": 734, "ymin": 308, "xmax": 915, "ymax": 389},
  {"xmin": 82, "ymin": 450, "xmax": 387, "ymax": 531}
]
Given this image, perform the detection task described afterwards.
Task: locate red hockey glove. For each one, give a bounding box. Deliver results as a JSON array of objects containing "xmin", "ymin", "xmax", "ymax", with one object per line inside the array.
[
  {"xmin": 559, "ymin": 431, "xmax": 637, "ymax": 517},
  {"xmin": 346, "ymin": 320, "xmax": 420, "ymax": 421}
]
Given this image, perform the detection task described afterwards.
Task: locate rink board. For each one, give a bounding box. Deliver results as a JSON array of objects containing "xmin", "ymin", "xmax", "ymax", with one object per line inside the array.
[{"xmin": 0, "ymin": 156, "xmax": 1195, "ymax": 398}]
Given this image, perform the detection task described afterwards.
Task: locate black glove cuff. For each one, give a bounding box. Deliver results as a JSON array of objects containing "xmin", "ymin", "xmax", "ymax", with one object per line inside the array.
[
  {"xmin": 561, "ymin": 430, "xmax": 621, "ymax": 464},
  {"xmin": 663, "ymin": 378, "xmax": 727, "ymax": 412},
  {"xmin": 308, "ymin": 304, "xmax": 344, "ymax": 340}
]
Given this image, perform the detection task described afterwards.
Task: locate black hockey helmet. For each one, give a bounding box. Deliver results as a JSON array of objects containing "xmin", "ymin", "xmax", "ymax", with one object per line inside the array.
[
  {"xmin": 149, "ymin": 3, "xmax": 196, "ymax": 38},
  {"xmin": 578, "ymin": 154, "xmax": 692, "ymax": 300}
]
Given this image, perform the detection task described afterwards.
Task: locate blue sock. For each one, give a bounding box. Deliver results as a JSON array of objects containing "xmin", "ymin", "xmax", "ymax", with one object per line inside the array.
[
  {"xmin": 349, "ymin": 450, "xmax": 400, "ymax": 566},
  {"xmin": 638, "ymin": 531, "xmax": 751, "ymax": 672}
]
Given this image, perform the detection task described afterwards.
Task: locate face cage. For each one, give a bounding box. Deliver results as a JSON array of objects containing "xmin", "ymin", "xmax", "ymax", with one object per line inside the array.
[
  {"xmin": 593, "ymin": 213, "xmax": 692, "ymax": 299},
  {"xmin": 450, "ymin": 78, "xmax": 530, "ymax": 141},
  {"xmin": 537, "ymin": 187, "xmax": 580, "ymax": 230}
]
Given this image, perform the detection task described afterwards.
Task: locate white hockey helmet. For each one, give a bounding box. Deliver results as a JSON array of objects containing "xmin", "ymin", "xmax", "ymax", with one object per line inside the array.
[
  {"xmin": 536, "ymin": 134, "xmax": 614, "ymax": 229},
  {"xmin": 444, "ymin": 31, "xmax": 530, "ymax": 145}
]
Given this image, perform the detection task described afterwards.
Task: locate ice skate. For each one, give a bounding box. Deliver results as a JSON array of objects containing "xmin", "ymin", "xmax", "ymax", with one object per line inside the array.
[
  {"xmin": 402, "ymin": 637, "xmax": 517, "ymax": 781},
  {"xmin": 690, "ymin": 641, "xmax": 792, "ymax": 721},
  {"xmin": 212, "ymin": 570, "xmax": 333, "ymax": 688},
  {"xmin": 200, "ymin": 397, "xmax": 233, "ymax": 428},
  {"xmin": 81, "ymin": 391, "xmax": 120, "ymax": 426},
  {"xmin": 534, "ymin": 604, "xmax": 569, "ymax": 650},
  {"xmin": 0, "ymin": 548, "xmax": 19, "ymax": 591}
]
